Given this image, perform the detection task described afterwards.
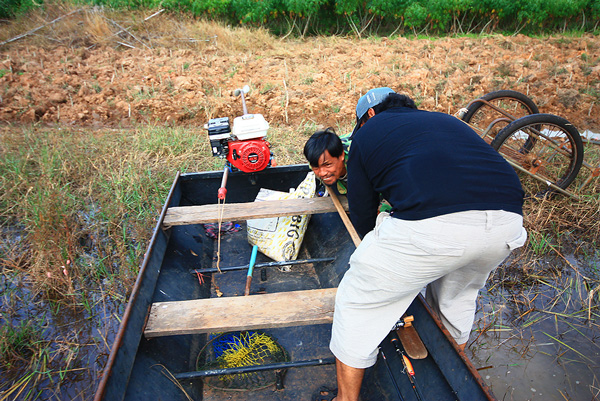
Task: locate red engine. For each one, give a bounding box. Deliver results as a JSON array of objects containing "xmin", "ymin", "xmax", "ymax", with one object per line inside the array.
[
  {"xmin": 205, "ymin": 86, "xmax": 275, "ymax": 200},
  {"xmin": 205, "ymin": 86, "xmax": 274, "ymax": 175},
  {"xmin": 226, "ymin": 138, "xmax": 272, "ymax": 173},
  {"xmin": 206, "ymin": 114, "xmax": 274, "ymax": 173}
]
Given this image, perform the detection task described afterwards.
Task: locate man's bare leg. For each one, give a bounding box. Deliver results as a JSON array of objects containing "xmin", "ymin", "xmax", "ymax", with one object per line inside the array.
[
  {"xmin": 458, "ymin": 342, "xmax": 466, "ymax": 352},
  {"xmin": 334, "ymin": 358, "xmax": 364, "ymax": 401}
]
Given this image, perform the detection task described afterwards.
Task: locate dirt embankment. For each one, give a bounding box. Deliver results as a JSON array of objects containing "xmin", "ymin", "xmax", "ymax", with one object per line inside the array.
[{"xmin": 1, "ymin": 24, "xmax": 599, "ymax": 133}]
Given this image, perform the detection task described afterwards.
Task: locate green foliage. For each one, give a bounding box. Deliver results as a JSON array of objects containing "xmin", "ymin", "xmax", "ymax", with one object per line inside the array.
[
  {"xmin": 404, "ymin": 2, "xmax": 427, "ymax": 30},
  {"xmin": 1, "ymin": 0, "xmax": 599, "ymax": 34},
  {"xmin": 0, "ymin": 0, "xmax": 37, "ymax": 18},
  {"xmin": 591, "ymin": 0, "xmax": 600, "ymax": 18},
  {"xmin": 284, "ymin": 0, "xmax": 326, "ymax": 16},
  {"xmin": 370, "ymin": 0, "xmax": 411, "ymax": 18},
  {"xmin": 187, "ymin": 0, "xmax": 231, "ymax": 16},
  {"xmin": 86, "ymin": 0, "xmax": 158, "ymax": 10},
  {"xmin": 0, "ymin": 320, "xmax": 42, "ymax": 365},
  {"xmin": 230, "ymin": 0, "xmax": 274, "ymax": 23},
  {"xmin": 0, "ymin": 0, "xmax": 18, "ymax": 18},
  {"xmin": 333, "ymin": 0, "xmax": 360, "ymax": 16},
  {"xmin": 547, "ymin": 0, "xmax": 589, "ymax": 18}
]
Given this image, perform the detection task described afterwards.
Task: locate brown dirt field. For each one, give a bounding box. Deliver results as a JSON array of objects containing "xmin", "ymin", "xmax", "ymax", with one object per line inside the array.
[{"xmin": 1, "ymin": 9, "xmax": 600, "ymax": 134}]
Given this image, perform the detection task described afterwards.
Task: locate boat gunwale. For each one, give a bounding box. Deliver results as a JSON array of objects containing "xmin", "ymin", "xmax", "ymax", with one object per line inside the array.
[
  {"xmin": 415, "ymin": 294, "xmax": 497, "ymax": 400},
  {"xmin": 94, "ymin": 171, "xmax": 181, "ymax": 401}
]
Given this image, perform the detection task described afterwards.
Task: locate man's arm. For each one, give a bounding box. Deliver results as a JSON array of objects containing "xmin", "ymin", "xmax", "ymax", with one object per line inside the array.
[{"xmin": 347, "ymin": 146, "xmax": 380, "ymax": 238}]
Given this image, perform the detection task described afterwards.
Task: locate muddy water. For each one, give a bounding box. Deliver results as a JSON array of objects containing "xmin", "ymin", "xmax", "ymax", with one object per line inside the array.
[
  {"xmin": 0, "ymin": 263, "xmax": 122, "ymax": 400},
  {"xmin": 469, "ymin": 253, "xmax": 600, "ymax": 401},
  {"xmin": 0, "ymin": 283, "xmax": 122, "ymax": 400}
]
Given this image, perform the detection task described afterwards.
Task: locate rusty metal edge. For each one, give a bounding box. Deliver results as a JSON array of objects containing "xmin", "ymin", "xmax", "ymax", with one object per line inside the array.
[{"xmin": 416, "ymin": 293, "xmax": 497, "ymax": 401}]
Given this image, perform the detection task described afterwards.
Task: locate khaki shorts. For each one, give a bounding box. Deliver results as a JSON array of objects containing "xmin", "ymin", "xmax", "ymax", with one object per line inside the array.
[{"xmin": 329, "ymin": 210, "xmax": 527, "ymax": 369}]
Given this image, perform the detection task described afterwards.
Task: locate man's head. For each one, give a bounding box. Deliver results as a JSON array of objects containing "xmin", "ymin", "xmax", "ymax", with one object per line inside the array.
[
  {"xmin": 303, "ymin": 128, "xmax": 347, "ymax": 186},
  {"xmin": 351, "ymin": 88, "xmax": 417, "ymax": 137}
]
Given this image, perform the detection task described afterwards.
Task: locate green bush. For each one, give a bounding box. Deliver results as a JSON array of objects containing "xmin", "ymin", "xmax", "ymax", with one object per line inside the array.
[
  {"xmin": 2, "ymin": 0, "xmax": 599, "ymax": 34},
  {"xmin": 591, "ymin": 0, "xmax": 600, "ymax": 18},
  {"xmin": 0, "ymin": 0, "xmax": 37, "ymax": 18},
  {"xmin": 284, "ymin": 0, "xmax": 325, "ymax": 16},
  {"xmin": 230, "ymin": 0, "xmax": 273, "ymax": 23},
  {"xmin": 404, "ymin": 2, "xmax": 428, "ymax": 30},
  {"xmin": 193, "ymin": 0, "xmax": 231, "ymax": 15}
]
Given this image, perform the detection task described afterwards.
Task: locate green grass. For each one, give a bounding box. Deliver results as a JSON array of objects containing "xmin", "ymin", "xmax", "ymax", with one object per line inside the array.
[
  {"xmin": 0, "ymin": 123, "xmax": 316, "ymax": 295},
  {"xmin": 528, "ymin": 231, "xmax": 553, "ymax": 255},
  {"xmin": 0, "ymin": 125, "xmax": 220, "ymax": 297},
  {"xmin": 0, "ymin": 320, "xmax": 43, "ymax": 369},
  {"xmin": 0, "ymin": 123, "xmax": 234, "ymax": 397}
]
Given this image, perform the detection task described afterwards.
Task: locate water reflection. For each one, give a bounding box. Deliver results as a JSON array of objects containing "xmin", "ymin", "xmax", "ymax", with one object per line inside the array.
[
  {"xmin": 0, "ymin": 269, "xmax": 122, "ymax": 400},
  {"xmin": 470, "ymin": 252, "xmax": 600, "ymax": 400}
]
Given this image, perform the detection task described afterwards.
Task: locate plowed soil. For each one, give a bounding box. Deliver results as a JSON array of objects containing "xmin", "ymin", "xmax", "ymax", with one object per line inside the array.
[{"xmin": 1, "ymin": 10, "xmax": 600, "ymax": 133}]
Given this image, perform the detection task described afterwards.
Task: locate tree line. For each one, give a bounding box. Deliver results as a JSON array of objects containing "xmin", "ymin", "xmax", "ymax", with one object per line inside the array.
[{"xmin": 3, "ymin": 0, "xmax": 600, "ymax": 36}]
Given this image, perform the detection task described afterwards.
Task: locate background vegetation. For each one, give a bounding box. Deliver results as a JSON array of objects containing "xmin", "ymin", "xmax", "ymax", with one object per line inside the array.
[{"xmin": 2, "ymin": 0, "xmax": 600, "ymax": 36}]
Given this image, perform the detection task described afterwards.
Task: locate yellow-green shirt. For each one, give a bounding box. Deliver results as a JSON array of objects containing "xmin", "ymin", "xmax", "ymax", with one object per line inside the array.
[{"xmin": 338, "ymin": 133, "xmax": 391, "ymax": 213}]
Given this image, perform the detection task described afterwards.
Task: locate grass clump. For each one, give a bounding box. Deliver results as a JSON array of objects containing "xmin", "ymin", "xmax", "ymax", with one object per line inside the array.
[
  {"xmin": 0, "ymin": 320, "xmax": 42, "ymax": 370},
  {"xmin": 0, "ymin": 123, "xmax": 226, "ymax": 398}
]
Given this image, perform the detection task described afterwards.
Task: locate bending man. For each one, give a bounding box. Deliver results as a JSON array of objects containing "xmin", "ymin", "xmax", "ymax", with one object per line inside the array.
[{"xmin": 306, "ymin": 87, "xmax": 527, "ymax": 401}]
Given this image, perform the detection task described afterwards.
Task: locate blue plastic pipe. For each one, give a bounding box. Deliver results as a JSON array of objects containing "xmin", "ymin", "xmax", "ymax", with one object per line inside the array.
[{"xmin": 244, "ymin": 245, "xmax": 258, "ymax": 296}]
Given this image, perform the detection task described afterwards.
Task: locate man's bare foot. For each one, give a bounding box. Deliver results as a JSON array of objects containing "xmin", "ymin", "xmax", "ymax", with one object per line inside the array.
[{"xmin": 314, "ymin": 387, "xmax": 337, "ymax": 401}]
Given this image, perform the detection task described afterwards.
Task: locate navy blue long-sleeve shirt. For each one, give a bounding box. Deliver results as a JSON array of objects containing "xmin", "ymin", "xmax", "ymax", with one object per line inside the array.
[{"xmin": 347, "ymin": 107, "xmax": 524, "ymax": 237}]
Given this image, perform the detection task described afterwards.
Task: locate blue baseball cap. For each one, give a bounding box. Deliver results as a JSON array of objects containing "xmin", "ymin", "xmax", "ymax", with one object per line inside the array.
[{"xmin": 351, "ymin": 87, "xmax": 395, "ymax": 137}]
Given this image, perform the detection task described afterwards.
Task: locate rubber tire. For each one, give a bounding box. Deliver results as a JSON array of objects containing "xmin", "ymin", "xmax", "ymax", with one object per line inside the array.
[
  {"xmin": 490, "ymin": 113, "xmax": 584, "ymax": 190},
  {"xmin": 461, "ymin": 90, "xmax": 539, "ymax": 124}
]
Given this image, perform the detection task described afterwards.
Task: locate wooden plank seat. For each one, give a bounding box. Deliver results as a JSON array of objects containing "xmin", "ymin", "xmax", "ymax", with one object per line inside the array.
[
  {"xmin": 144, "ymin": 288, "xmax": 337, "ymax": 338},
  {"xmin": 163, "ymin": 196, "xmax": 349, "ymax": 227}
]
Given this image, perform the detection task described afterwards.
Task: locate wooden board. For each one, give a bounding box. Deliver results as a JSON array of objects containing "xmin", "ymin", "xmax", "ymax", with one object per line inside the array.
[
  {"xmin": 144, "ymin": 288, "xmax": 337, "ymax": 338},
  {"xmin": 163, "ymin": 196, "xmax": 349, "ymax": 227}
]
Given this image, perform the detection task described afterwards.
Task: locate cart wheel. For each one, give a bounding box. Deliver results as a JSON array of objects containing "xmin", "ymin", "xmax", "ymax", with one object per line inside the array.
[
  {"xmin": 460, "ymin": 90, "xmax": 539, "ymax": 141},
  {"xmin": 491, "ymin": 113, "xmax": 584, "ymax": 193}
]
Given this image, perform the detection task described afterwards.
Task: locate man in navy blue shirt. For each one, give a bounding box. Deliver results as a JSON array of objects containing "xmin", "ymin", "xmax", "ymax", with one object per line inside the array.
[{"xmin": 308, "ymin": 88, "xmax": 527, "ymax": 401}]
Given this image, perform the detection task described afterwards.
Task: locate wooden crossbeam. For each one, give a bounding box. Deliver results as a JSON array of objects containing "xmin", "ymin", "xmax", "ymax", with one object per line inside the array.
[
  {"xmin": 144, "ymin": 288, "xmax": 336, "ymax": 338},
  {"xmin": 163, "ymin": 196, "xmax": 349, "ymax": 227}
]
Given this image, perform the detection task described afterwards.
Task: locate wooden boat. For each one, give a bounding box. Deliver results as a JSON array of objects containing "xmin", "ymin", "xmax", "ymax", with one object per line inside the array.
[{"xmin": 94, "ymin": 164, "xmax": 497, "ymax": 401}]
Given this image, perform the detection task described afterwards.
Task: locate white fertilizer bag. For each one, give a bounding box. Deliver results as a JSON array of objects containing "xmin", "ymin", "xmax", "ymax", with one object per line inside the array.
[{"xmin": 247, "ymin": 172, "xmax": 316, "ymax": 261}]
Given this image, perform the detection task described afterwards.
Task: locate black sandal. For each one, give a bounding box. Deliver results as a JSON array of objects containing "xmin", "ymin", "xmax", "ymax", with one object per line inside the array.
[{"xmin": 313, "ymin": 386, "xmax": 337, "ymax": 401}]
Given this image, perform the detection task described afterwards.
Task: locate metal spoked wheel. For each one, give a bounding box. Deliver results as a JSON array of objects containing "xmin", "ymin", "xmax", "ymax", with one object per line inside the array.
[
  {"xmin": 459, "ymin": 90, "xmax": 539, "ymax": 142},
  {"xmin": 490, "ymin": 113, "xmax": 584, "ymax": 194}
]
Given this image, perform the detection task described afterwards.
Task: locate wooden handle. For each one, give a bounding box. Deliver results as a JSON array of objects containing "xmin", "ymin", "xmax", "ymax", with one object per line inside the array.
[
  {"xmin": 327, "ymin": 187, "xmax": 361, "ymax": 247},
  {"xmin": 244, "ymin": 276, "xmax": 252, "ymax": 296},
  {"xmin": 244, "ymin": 245, "xmax": 258, "ymax": 296}
]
